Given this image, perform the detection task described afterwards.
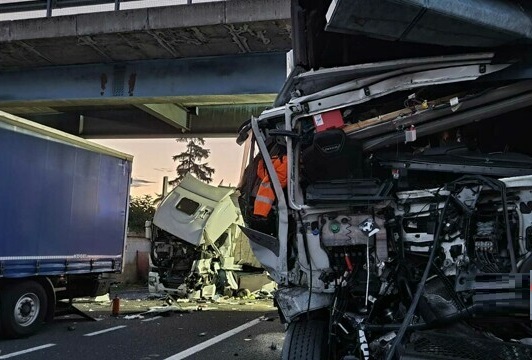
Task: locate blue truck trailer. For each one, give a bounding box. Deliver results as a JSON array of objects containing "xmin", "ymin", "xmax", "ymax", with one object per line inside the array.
[{"xmin": 0, "ymin": 110, "xmax": 132, "ymax": 338}]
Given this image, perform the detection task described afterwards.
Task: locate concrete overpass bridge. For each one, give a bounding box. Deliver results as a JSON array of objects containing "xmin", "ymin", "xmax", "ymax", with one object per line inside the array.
[{"xmin": 0, "ymin": 0, "xmax": 291, "ymax": 138}]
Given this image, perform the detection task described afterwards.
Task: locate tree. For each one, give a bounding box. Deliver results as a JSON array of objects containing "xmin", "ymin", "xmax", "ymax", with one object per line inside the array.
[
  {"xmin": 128, "ymin": 195, "xmax": 156, "ymax": 234},
  {"xmin": 169, "ymin": 138, "xmax": 215, "ymax": 186}
]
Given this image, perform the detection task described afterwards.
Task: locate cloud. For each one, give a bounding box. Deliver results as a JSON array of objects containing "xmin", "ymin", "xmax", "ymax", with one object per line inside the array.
[
  {"xmin": 131, "ymin": 178, "xmax": 156, "ymax": 187},
  {"xmin": 153, "ymin": 167, "xmax": 174, "ymax": 173}
]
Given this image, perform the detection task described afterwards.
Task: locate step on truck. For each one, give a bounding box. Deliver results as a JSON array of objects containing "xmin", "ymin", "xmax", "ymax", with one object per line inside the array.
[{"xmin": 0, "ymin": 111, "xmax": 132, "ymax": 338}]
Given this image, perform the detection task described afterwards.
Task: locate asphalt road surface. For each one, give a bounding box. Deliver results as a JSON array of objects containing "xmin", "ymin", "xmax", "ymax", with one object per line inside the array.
[{"xmin": 0, "ymin": 304, "xmax": 286, "ymax": 360}]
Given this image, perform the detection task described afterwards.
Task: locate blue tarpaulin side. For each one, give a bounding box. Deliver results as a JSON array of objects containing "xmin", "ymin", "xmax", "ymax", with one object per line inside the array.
[{"xmin": 0, "ymin": 124, "xmax": 130, "ymax": 277}]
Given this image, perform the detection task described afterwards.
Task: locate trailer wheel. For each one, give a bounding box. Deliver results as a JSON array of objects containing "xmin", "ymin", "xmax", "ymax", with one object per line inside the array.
[
  {"xmin": 0, "ymin": 281, "xmax": 48, "ymax": 338},
  {"xmin": 281, "ymin": 319, "xmax": 328, "ymax": 360}
]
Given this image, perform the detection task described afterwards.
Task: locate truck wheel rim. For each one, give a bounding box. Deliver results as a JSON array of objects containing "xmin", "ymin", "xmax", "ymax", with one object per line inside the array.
[{"xmin": 14, "ymin": 293, "xmax": 40, "ymax": 327}]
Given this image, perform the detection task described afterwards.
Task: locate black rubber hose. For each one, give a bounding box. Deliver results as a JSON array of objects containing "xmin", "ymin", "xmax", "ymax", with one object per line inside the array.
[
  {"xmin": 385, "ymin": 195, "xmax": 451, "ymax": 360},
  {"xmin": 431, "ymin": 261, "xmax": 466, "ymax": 311},
  {"xmin": 298, "ymin": 211, "xmax": 313, "ymax": 321},
  {"xmin": 481, "ymin": 176, "xmax": 517, "ymax": 272},
  {"xmin": 364, "ymin": 302, "xmax": 489, "ymax": 333}
]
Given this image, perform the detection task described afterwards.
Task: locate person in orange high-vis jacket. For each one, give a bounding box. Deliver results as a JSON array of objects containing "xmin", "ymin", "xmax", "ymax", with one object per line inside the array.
[{"xmin": 253, "ymin": 155, "xmax": 287, "ymax": 217}]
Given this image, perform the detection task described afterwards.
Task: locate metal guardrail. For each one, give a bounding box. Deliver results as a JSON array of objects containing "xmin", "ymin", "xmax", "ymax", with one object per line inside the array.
[{"xmin": 0, "ymin": 0, "xmax": 194, "ymax": 17}]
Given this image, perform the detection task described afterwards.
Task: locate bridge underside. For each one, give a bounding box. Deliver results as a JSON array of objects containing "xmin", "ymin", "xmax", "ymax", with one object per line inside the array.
[
  {"xmin": 0, "ymin": 0, "xmax": 291, "ymax": 138},
  {"xmin": 0, "ymin": 52, "xmax": 287, "ymax": 138},
  {"xmin": 6, "ymin": 103, "xmax": 271, "ymax": 138}
]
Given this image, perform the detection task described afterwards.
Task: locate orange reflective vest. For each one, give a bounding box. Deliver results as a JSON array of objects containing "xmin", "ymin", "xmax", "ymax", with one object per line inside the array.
[{"xmin": 253, "ymin": 155, "xmax": 287, "ymax": 217}]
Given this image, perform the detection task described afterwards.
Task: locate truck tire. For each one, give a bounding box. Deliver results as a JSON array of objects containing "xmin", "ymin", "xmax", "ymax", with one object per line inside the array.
[
  {"xmin": 0, "ymin": 281, "xmax": 48, "ymax": 338},
  {"xmin": 281, "ymin": 319, "xmax": 328, "ymax": 360}
]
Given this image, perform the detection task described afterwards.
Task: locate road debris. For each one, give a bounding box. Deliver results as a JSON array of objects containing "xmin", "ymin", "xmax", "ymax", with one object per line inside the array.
[{"xmin": 124, "ymin": 314, "xmax": 145, "ymax": 320}]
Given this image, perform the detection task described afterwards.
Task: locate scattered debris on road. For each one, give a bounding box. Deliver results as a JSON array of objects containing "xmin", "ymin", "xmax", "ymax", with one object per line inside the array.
[{"xmin": 63, "ymin": 284, "xmax": 277, "ymax": 323}]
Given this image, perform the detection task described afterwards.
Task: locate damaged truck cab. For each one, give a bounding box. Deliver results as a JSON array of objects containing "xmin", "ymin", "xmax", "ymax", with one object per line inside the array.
[
  {"xmin": 237, "ymin": 52, "xmax": 532, "ymax": 359},
  {"xmin": 148, "ymin": 173, "xmax": 263, "ymax": 299}
]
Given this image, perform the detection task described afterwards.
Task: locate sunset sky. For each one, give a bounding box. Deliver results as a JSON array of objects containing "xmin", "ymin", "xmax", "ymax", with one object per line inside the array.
[{"xmin": 93, "ymin": 137, "xmax": 246, "ymax": 198}]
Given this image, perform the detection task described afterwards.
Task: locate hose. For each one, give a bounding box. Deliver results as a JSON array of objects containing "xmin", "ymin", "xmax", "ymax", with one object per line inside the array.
[
  {"xmin": 385, "ymin": 194, "xmax": 451, "ymax": 360},
  {"xmin": 365, "ymin": 301, "xmax": 525, "ymax": 333},
  {"xmin": 298, "ymin": 211, "xmax": 313, "ymax": 320}
]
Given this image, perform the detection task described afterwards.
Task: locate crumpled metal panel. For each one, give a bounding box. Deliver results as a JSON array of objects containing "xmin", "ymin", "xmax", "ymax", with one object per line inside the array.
[
  {"xmin": 326, "ymin": 0, "xmax": 532, "ymax": 47},
  {"xmin": 275, "ymin": 287, "xmax": 334, "ymax": 322}
]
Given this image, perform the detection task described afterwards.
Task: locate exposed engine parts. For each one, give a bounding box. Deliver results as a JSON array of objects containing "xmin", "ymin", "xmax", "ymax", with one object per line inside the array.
[
  {"xmin": 276, "ymin": 175, "xmax": 532, "ymax": 359},
  {"xmin": 239, "ymin": 122, "xmax": 532, "ymax": 359},
  {"xmin": 237, "ymin": 51, "xmax": 532, "ymax": 359},
  {"xmin": 150, "ymin": 227, "xmax": 229, "ymax": 296}
]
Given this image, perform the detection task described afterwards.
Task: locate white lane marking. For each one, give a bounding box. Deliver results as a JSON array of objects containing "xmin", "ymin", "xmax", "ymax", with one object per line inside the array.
[
  {"xmin": 141, "ymin": 316, "xmax": 162, "ymax": 322},
  {"xmin": 83, "ymin": 325, "xmax": 127, "ymax": 337},
  {"xmin": 164, "ymin": 318, "xmax": 262, "ymax": 360},
  {"xmin": 0, "ymin": 344, "xmax": 56, "ymax": 359}
]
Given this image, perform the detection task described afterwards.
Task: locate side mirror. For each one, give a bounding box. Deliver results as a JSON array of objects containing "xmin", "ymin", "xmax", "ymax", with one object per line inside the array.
[{"xmin": 236, "ymin": 120, "xmax": 252, "ymax": 145}]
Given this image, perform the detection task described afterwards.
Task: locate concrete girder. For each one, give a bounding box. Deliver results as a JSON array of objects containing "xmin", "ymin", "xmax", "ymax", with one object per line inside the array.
[
  {"xmin": 0, "ymin": 0, "xmax": 291, "ymax": 70},
  {"xmin": 0, "ymin": 0, "xmax": 290, "ymax": 42},
  {"xmin": 20, "ymin": 104, "xmax": 268, "ymax": 138},
  {"xmin": 135, "ymin": 103, "xmax": 189, "ymax": 131},
  {"xmin": 0, "ymin": 52, "xmax": 287, "ymax": 104}
]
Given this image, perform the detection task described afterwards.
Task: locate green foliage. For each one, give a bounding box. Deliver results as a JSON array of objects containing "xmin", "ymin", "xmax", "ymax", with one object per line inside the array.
[
  {"xmin": 128, "ymin": 195, "xmax": 156, "ymax": 234},
  {"xmin": 169, "ymin": 138, "xmax": 215, "ymax": 186}
]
